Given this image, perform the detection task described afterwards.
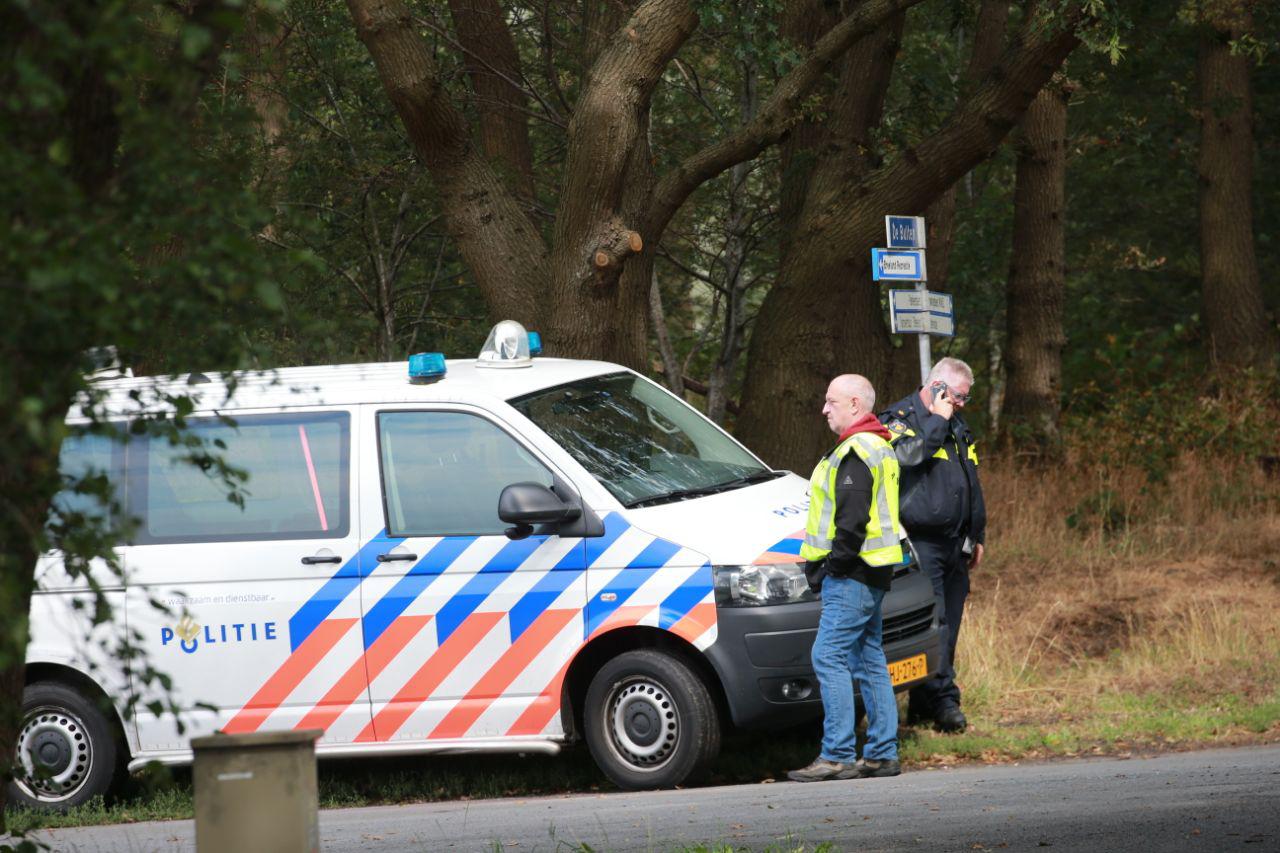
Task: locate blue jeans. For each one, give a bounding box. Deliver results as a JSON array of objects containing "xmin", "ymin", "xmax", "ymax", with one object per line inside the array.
[{"xmin": 812, "ymin": 574, "xmax": 898, "ymax": 762}]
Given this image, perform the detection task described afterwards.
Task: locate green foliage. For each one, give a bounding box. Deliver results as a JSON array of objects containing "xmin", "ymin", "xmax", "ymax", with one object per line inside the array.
[
  {"xmin": 1068, "ymin": 366, "xmax": 1280, "ymax": 481},
  {"xmin": 244, "ymin": 0, "xmax": 489, "ymax": 365},
  {"xmin": 0, "ymin": 2, "xmax": 282, "ymax": 814},
  {"xmin": 943, "ymin": 0, "xmax": 1278, "ymax": 439},
  {"xmin": 1, "ymin": 0, "xmax": 285, "ymax": 488}
]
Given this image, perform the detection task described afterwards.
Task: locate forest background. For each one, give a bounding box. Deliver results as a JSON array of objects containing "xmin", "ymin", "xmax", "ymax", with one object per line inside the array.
[{"xmin": 2, "ymin": 0, "xmax": 1278, "ymax": 827}]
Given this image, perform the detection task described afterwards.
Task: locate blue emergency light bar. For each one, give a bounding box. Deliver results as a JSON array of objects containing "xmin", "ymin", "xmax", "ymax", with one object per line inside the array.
[
  {"xmin": 527, "ymin": 331, "xmax": 543, "ymax": 357},
  {"xmin": 408, "ymin": 352, "xmax": 447, "ymax": 384}
]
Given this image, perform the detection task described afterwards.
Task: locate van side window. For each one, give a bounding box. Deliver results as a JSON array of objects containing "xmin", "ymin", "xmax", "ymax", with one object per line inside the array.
[
  {"xmin": 135, "ymin": 412, "xmax": 350, "ymax": 543},
  {"xmin": 50, "ymin": 431, "xmax": 121, "ymax": 530},
  {"xmin": 378, "ymin": 411, "xmax": 554, "ymax": 537}
]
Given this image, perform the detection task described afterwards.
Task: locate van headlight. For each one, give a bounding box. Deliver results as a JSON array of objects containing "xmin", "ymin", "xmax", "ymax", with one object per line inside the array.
[{"xmin": 713, "ymin": 563, "xmax": 816, "ymax": 607}]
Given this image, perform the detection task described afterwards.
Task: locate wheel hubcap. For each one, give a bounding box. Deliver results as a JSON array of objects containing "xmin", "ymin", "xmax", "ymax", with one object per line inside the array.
[
  {"xmin": 607, "ymin": 678, "xmax": 678, "ymax": 769},
  {"xmin": 624, "ymin": 700, "xmax": 660, "ymax": 747},
  {"xmin": 34, "ymin": 731, "xmax": 72, "ymax": 773},
  {"xmin": 15, "ymin": 707, "xmax": 93, "ymax": 803}
]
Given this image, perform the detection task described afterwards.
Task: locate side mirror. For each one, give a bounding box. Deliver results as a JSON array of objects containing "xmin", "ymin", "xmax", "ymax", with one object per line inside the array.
[{"xmin": 498, "ymin": 482, "xmax": 581, "ymax": 540}]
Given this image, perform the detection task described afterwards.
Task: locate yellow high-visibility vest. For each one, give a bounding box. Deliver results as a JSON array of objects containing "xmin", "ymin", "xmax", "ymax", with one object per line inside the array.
[{"xmin": 800, "ymin": 431, "xmax": 905, "ymax": 567}]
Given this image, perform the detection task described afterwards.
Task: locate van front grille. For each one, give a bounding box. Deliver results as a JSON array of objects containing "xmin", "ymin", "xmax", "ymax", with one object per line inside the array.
[{"xmin": 883, "ymin": 604, "xmax": 934, "ymax": 645}]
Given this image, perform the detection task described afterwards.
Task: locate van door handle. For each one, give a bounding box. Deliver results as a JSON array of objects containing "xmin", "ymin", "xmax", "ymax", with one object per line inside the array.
[
  {"xmin": 376, "ymin": 552, "xmax": 418, "ymax": 563},
  {"xmin": 301, "ymin": 555, "xmax": 343, "ymax": 565}
]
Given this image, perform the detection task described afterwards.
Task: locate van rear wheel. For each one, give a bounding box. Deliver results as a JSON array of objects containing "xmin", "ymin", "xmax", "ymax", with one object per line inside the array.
[
  {"xmin": 583, "ymin": 649, "xmax": 720, "ymax": 790},
  {"xmin": 9, "ymin": 682, "xmax": 119, "ymax": 810}
]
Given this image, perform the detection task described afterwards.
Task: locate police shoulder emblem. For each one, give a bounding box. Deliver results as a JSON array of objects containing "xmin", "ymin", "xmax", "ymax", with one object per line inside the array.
[{"xmin": 886, "ymin": 419, "xmax": 914, "ymax": 439}]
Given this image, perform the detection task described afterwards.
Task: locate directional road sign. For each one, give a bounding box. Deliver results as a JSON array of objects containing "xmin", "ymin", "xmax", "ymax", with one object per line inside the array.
[
  {"xmin": 871, "ymin": 248, "xmax": 927, "ymax": 282},
  {"xmin": 885, "ymin": 215, "xmax": 927, "ymax": 249},
  {"xmin": 889, "ymin": 288, "xmax": 954, "ymax": 337}
]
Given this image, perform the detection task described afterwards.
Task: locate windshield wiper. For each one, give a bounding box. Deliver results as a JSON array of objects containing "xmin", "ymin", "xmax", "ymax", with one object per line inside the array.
[
  {"xmin": 622, "ymin": 471, "xmax": 782, "ymax": 509},
  {"xmin": 623, "ymin": 487, "xmax": 720, "ymax": 509},
  {"xmin": 707, "ymin": 470, "xmax": 783, "ymax": 491}
]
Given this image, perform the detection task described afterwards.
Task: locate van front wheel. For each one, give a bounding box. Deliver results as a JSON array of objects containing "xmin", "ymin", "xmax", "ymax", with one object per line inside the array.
[
  {"xmin": 583, "ymin": 650, "xmax": 720, "ymax": 790},
  {"xmin": 9, "ymin": 682, "xmax": 120, "ymax": 810}
]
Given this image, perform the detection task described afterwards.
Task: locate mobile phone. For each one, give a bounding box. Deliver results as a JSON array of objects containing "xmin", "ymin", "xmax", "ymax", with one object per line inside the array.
[{"xmin": 929, "ymin": 381, "xmax": 949, "ymax": 402}]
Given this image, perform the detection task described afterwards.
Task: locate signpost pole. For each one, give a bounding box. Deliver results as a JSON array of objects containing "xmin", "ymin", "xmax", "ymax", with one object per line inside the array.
[{"xmin": 916, "ymin": 280, "xmax": 931, "ymax": 385}]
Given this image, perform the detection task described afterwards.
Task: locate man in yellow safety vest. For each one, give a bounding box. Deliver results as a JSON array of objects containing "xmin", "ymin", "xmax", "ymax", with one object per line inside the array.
[{"xmin": 788, "ymin": 374, "xmax": 905, "ymax": 782}]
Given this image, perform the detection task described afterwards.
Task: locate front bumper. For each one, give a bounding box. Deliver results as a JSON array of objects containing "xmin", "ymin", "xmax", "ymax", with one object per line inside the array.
[{"xmin": 703, "ymin": 565, "xmax": 942, "ymax": 730}]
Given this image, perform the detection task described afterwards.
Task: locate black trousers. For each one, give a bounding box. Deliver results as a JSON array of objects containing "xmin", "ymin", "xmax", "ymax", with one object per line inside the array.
[{"xmin": 908, "ymin": 533, "xmax": 970, "ymax": 716}]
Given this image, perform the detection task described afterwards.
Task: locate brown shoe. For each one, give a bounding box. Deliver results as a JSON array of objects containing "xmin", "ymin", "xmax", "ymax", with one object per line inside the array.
[
  {"xmin": 855, "ymin": 758, "xmax": 901, "ymax": 778},
  {"xmin": 787, "ymin": 757, "xmax": 859, "ymax": 782}
]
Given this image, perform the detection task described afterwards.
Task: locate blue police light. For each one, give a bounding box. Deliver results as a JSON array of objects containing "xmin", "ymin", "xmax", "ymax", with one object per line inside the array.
[
  {"xmin": 408, "ymin": 352, "xmax": 447, "ymax": 384},
  {"xmin": 527, "ymin": 331, "xmax": 543, "ymax": 357}
]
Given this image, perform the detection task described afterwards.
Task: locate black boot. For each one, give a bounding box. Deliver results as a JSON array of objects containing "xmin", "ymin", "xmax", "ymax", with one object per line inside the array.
[{"xmin": 935, "ymin": 706, "xmax": 967, "ymax": 733}]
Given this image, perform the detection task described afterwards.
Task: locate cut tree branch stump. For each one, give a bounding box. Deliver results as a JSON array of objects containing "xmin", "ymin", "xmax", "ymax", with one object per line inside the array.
[{"xmin": 592, "ymin": 228, "xmax": 644, "ymax": 281}]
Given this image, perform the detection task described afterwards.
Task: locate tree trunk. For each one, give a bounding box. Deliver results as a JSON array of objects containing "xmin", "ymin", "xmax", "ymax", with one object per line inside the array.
[
  {"xmin": 0, "ymin": 361, "xmax": 72, "ymax": 827},
  {"xmin": 447, "ymin": 0, "xmax": 537, "ymax": 204},
  {"xmin": 610, "ymin": 109, "xmax": 661, "ymax": 370},
  {"xmin": 706, "ymin": 157, "xmax": 753, "ymax": 424},
  {"xmin": 705, "ymin": 32, "xmax": 762, "ymax": 425},
  {"xmin": 0, "ymin": 489, "xmax": 43, "ymax": 830},
  {"xmin": 894, "ymin": 0, "xmax": 1009, "ymax": 398},
  {"xmin": 921, "ymin": 0, "xmax": 1009, "ymax": 288},
  {"xmin": 737, "ymin": 5, "xmax": 1084, "ymax": 471},
  {"xmin": 244, "ymin": 8, "xmax": 289, "ymax": 154},
  {"xmin": 777, "ymin": 0, "xmax": 840, "ymax": 244},
  {"xmin": 649, "ymin": 267, "xmax": 684, "ymax": 395},
  {"xmin": 347, "ymin": 0, "xmax": 548, "ymax": 327},
  {"xmin": 738, "ymin": 11, "xmax": 906, "ymax": 468},
  {"xmin": 823, "ymin": 12, "xmax": 906, "ymax": 406},
  {"xmin": 999, "ymin": 83, "xmax": 1069, "ymax": 459},
  {"xmin": 1197, "ymin": 4, "xmax": 1277, "ymax": 372},
  {"xmin": 545, "ymin": 0, "xmax": 697, "ymax": 365}
]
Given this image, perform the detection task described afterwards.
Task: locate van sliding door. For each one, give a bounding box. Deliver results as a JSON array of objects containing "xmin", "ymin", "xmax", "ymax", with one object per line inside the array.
[{"xmin": 123, "ymin": 409, "xmax": 367, "ymax": 754}]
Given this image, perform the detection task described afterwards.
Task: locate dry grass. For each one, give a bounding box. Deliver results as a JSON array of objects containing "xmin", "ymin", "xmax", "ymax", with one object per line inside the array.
[{"xmin": 957, "ymin": 452, "xmax": 1280, "ymax": 735}]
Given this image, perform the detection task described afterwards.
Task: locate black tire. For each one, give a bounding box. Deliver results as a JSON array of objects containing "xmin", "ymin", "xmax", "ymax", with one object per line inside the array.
[
  {"xmin": 9, "ymin": 682, "xmax": 121, "ymax": 810},
  {"xmin": 583, "ymin": 649, "xmax": 720, "ymax": 790}
]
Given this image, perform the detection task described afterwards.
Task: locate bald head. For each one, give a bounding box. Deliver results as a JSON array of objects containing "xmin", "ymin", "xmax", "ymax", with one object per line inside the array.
[
  {"xmin": 832, "ymin": 374, "xmax": 876, "ymax": 411},
  {"xmin": 823, "ymin": 373, "xmax": 877, "ymax": 435}
]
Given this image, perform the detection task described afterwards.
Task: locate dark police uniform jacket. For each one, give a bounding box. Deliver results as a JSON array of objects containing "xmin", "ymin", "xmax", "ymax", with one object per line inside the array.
[{"xmin": 879, "ymin": 391, "xmax": 986, "ymax": 545}]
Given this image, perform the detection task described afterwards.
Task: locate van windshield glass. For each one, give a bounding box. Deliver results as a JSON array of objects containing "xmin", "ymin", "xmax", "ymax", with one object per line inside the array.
[{"xmin": 510, "ymin": 372, "xmax": 775, "ymax": 507}]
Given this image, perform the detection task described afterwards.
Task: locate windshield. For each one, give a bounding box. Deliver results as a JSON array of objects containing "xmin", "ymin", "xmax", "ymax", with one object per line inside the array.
[{"xmin": 510, "ymin": 372, "xmax": 774, "ymax": 507}]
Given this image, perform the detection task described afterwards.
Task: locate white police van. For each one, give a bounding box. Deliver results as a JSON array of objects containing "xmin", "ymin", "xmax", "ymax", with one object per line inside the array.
[{"xmin": 19, "ymin": 322, "xmax": 940, "ymax": 808}]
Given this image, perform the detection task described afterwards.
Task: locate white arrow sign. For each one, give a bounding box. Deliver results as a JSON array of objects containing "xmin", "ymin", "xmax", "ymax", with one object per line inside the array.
[{"xmin": 871, "ymin": 248, "xmax": 927, "ymax": 281}]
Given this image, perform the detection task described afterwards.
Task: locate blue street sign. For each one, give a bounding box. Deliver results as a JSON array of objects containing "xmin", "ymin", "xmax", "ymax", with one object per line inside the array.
[
  {"xmin": 885, "ymin": 215, "xmax": 927, "ymax": 249},
  {"xmin": 871, "ymin": 248, "xmax": 927, "ymax": 282}
]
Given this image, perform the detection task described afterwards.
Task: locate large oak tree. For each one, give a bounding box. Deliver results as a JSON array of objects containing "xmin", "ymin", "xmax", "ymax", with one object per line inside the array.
[{"xmin": 346, "ymin": 0, "xmax": 1100, "ymax": 470}]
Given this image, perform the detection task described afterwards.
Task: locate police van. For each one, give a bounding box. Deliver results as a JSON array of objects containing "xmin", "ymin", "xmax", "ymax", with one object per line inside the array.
[{"xmin": 20, "ymin": 321, "xmax": 940, "ymax": 808}]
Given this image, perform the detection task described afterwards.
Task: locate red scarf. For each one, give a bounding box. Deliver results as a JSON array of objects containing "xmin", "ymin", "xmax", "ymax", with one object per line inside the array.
[{"xmin": 838, "ymin": 412, "xmax": 892, "ymax": 442}]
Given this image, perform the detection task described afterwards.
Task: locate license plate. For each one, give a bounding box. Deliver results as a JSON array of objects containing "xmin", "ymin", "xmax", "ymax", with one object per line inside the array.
[{"xmin": 888, "ymin": 653, "xmax": 928, "ymax": 686}]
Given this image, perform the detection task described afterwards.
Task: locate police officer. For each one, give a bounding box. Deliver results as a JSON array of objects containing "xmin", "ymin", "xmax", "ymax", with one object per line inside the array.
[{"xmin": 880, "ymin": 357, "xmax": 986, "ymax": 733}]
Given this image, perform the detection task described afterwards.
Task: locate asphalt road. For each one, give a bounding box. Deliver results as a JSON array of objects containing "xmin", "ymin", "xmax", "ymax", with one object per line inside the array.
[{"xmin": 28, "ymin": 744, "xmax": 1280, "ymax": 852}]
